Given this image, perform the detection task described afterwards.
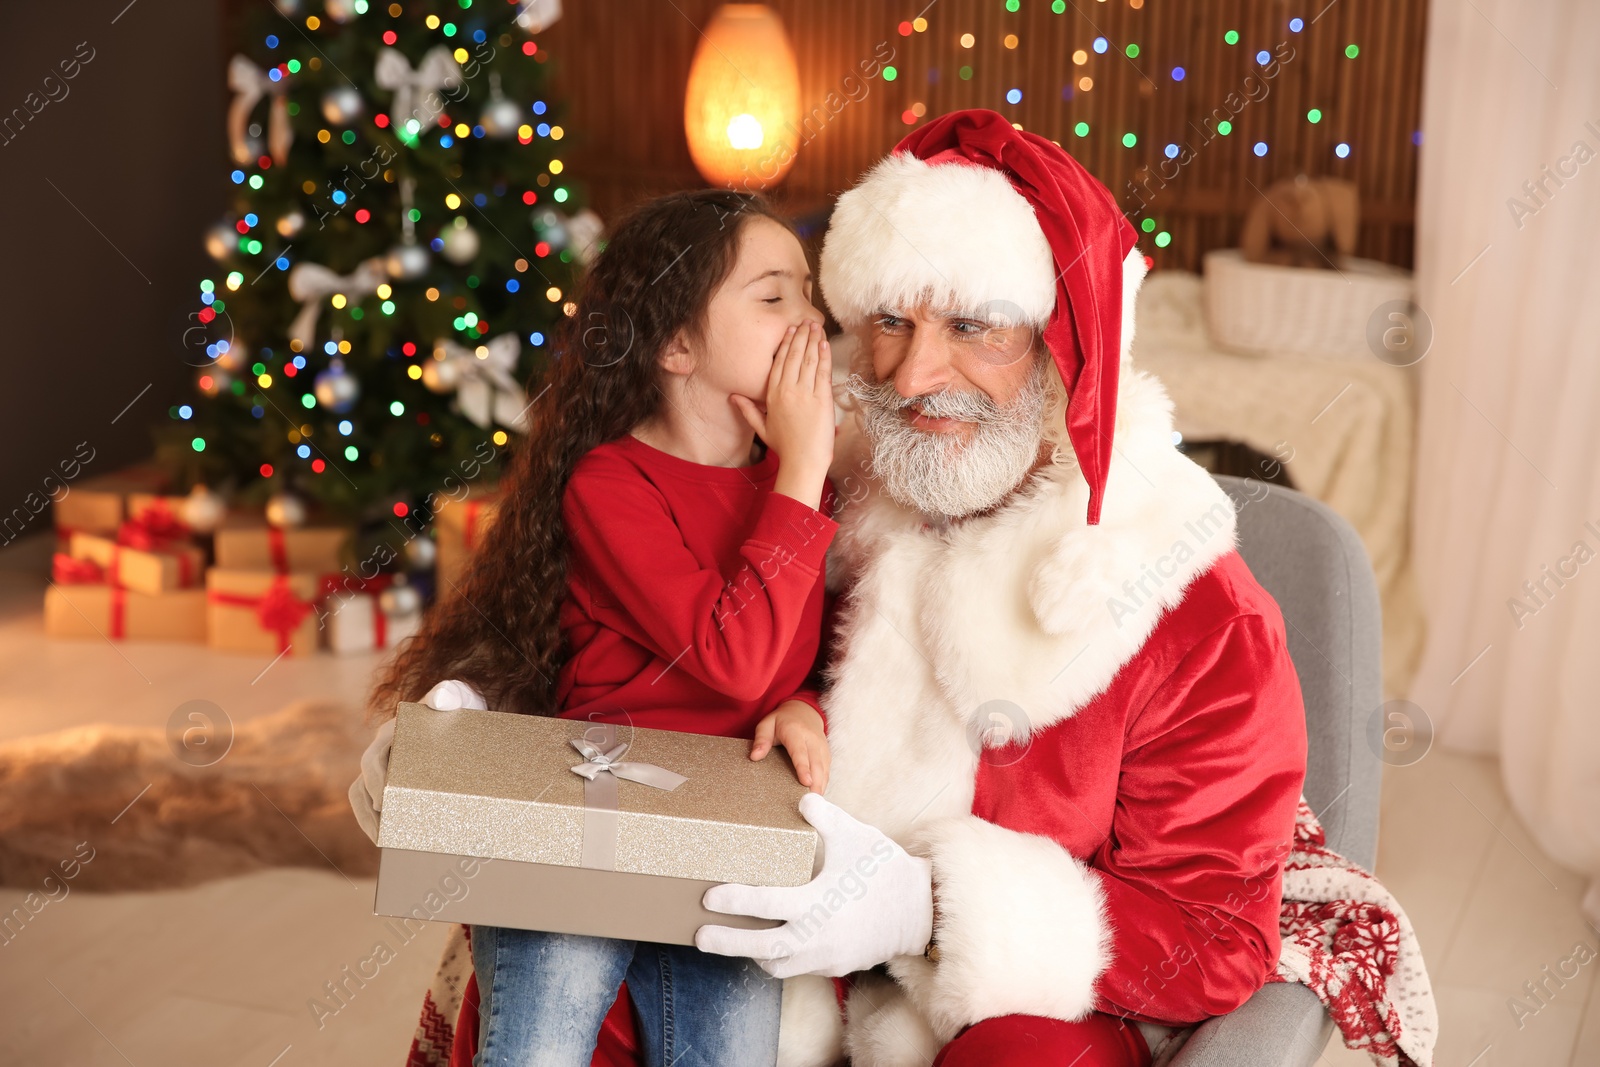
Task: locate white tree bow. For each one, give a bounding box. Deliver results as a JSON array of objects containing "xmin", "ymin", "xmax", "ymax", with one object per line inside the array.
[
  {"xmin": 565, "ymin": 208, "xmax": 605, "ymax": 268},
  {"xmin": 515, "ymin": 0, "xmax": 563, "ymax": 34},
  {"xmin": 433, "ymin": 334, "xmax": 530, "ymax": 432},
  {"xmin": 226, "ymin": 55, "xmax": 293, "ymax": 166},
  {"xmin": 375, "ymin": 47, "xmax": 463, "ymax": 131},
  {"xmin": 286, "ymin": 258, "xmax": 388, "ymax": 349}
]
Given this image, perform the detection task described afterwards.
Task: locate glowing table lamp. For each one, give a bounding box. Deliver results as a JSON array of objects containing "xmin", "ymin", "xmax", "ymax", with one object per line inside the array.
[{"xmin": 684, "ymin": 4, "xmax": 801, "ymax": 189}]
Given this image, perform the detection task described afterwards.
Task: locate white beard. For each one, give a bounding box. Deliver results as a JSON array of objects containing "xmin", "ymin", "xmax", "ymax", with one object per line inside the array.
[{"xmin": 845, "ymin": 358, "xmax": 1050, "ymax": 519}]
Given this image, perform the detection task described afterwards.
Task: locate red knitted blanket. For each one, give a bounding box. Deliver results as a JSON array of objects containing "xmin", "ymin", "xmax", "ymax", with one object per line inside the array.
[{"xmin": 1264, "ymin": 798, "xmax": 1437, "ymax": 1066}]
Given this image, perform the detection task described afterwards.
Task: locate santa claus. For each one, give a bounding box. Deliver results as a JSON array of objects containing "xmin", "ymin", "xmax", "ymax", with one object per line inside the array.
[
  {"xmin": 688, "ymin": 108, "xmax": 1307, "ymax": 1067},
  {"xmin": 356, "ymin": 108, "xmax": 1308, "ymax": 1067}
]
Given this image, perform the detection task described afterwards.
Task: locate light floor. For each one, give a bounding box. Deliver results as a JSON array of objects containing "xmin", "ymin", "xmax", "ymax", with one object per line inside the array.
[{"xmin": 1, "ymin": 531, "xmax": 1596, "ymax": 1066}]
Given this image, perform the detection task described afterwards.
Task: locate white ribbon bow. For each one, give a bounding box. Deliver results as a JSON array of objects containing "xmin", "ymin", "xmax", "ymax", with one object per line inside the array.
[
  {"xmin": 568, "ymin": 732, "xmax": 686, "ymax": 871},
  {"xmin": 564, "ymin": 208, "xmax": 605, "ymax": 268},
  {"xmin": 568, "ymin": 738, "xmax": 688, "ymax": 791},
  {"xmin": 516, "ymin": 0, "xmax": 564, "ymax": 34},
  {"xmin": 286, "ymin": 258, "xmax": 388, "ymax": 349},
  {"xmin": 374, "ymin": 47, "xmax": 463, "ymax": 130},
  {"xmin": 226, "ymin": 55, "xmax": 293, "ymax": 166},
  {"xmin": 433, "ymin": 334, "xmax": 532, "ymax": 432}
]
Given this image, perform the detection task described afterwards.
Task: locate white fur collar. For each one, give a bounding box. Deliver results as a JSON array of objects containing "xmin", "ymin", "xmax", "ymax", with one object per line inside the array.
[{"xmin": 826, "ymin": 368, "xmax": 1237, "ymax": 743}]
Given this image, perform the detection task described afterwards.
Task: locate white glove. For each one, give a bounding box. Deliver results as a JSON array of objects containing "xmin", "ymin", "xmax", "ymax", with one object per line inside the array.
[
  {"xmin": 694, "ymin": 792, "xmax": 934, "ymax": 978},
  {"xmin": 347, "ymin": 679, "xmax": 488, "ymax": 844}
]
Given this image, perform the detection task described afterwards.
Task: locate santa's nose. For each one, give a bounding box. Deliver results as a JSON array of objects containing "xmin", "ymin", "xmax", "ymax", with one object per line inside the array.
[{"xmin": 893, "ymin": 326, "xmax": 959, "ymax": 399}]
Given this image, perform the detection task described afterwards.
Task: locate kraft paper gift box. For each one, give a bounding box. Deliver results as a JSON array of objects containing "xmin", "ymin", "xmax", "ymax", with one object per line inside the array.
[
  {"xmin": 324, "ymin": 587, "xmax": 421, "ymax": 654},
  {"xmin": 53, "ymin": 464, "xmax": 172, "ymax": 538},
  {"xmin": 432, "ymin": 491, "xmax": 499, "ymax": 598},
  {"xmin": 205, "ymin": 568, "xmax": 324, "ymax": 656},
  {"xmin": 214, "ymin": 519, "xmax": 350, "ymax": 573},
  {"xmin": 46, "ymin": 555, "xmax": 207, "ymax": 642},
  {"xmin": 374, "ymin": 703, "xmax": 819, "ymax": 945},
  {"xmin": 68, "ymin": 531, "xmax": 205, "ymax": 597}
]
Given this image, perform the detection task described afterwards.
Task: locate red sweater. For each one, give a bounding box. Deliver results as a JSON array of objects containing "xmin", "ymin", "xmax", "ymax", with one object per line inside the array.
[{"xmin": 555, "ymin": 433, "xmax": 838, "ymax": 740}]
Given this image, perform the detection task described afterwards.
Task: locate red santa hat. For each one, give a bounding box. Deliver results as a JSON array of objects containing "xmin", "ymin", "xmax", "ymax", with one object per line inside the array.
[{"xmin": 818, "ymin": 108, "xmax": 1146, "ymax": 525}]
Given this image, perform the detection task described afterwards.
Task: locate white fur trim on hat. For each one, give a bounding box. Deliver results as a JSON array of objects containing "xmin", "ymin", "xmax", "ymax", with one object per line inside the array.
[
  {"xmin": 819, "ymin": 152, "xmax": 1058, "ymax": 329},
  {"xmin": 820, "ymin": 151, "xmax": 1151, "ymax": 364}
]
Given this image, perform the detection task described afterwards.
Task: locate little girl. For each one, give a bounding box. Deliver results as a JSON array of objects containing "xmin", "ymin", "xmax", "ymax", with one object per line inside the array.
[{"xmin": 372, "ymin": 189, "xmax": 839, "ymax": 1067}]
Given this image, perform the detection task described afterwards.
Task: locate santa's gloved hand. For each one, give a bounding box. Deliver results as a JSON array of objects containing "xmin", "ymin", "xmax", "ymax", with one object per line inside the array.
[
  {"xmin": 347, "ymin": 679, "xmax": 488, "ymax": 844},
  {"xmin": 694, "ymin": 792, "xmax": 934, "ymax": 978}
]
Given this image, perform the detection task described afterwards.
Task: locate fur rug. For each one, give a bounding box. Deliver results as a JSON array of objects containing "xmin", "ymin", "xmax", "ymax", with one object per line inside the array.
[{"xmin": 0, "ymin": 699, "xmax": 379, "ymax": 890}]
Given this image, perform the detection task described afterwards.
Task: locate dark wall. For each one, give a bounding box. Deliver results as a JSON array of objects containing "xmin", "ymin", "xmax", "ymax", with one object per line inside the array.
[
  {"xmin": 0, "ymin": 0, "xmax": 225, "ymax": 547},
  {"xmin": 547, "ymin": 0, "xmax": 1424, "ymax": 270}
]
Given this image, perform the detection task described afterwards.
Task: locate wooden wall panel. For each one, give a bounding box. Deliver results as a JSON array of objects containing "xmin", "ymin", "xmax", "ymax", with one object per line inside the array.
[{"xmin": 543, "ymin": 0, "xmax": 1426, "ymax": 272}]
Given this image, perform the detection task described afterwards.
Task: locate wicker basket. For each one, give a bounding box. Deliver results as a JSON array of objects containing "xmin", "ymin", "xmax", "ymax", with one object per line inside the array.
[{"xmin": 1202, "ymin": 248, "xmax": 1413, "ymax": 360}]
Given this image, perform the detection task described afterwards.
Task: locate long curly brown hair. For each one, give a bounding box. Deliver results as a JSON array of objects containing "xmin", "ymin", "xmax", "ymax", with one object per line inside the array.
[{"xmin": 368, "ymin": 189, "xmax": 802, "ymax": 721}]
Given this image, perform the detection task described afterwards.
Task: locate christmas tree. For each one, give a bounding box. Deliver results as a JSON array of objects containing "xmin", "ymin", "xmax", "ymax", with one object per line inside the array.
[{"xmin": 158, "ymin": 0, "xmax": 594, "ymax": 524}]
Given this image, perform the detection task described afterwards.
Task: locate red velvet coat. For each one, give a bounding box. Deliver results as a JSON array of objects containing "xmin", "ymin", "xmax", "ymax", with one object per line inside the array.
[{"xmin": 790, "ymin": 368, "xmax": 1307, "ymax": 1064}]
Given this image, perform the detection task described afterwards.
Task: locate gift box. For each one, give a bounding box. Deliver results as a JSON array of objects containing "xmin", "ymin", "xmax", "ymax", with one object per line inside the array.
[
  {"xmin": 323, "ymin": 580, "xmax": 422, "ymax": 654},
  {"xmin": 433, "ymin": 491, "xmax": 499, "ymax": 598},
  {"xmin": 68, "ymin": 527, "xmax": 204, "ymax": 596},
  {"xmin": 53, "ymin": 464, "xmax": 172, "ymax": 538},
  {"xmin": 374, "ymin": 703, "xmax": 818, "ymax": 945},
  {"xmin": 214, "ymin": 519, "xmax": 350, "ymax": 574},
  {"xmin": 46, "ymin": 555, "xmax": 207, "ymax": 641},
  {"xmin": 205, "ymin": 568, "xmax": 323, "ymax": 656}
]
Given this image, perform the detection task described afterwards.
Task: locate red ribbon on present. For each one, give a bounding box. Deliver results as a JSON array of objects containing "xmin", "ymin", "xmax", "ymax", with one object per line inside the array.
[
  {"xmin": 319, "ymin": 572, "xmax": 399, "ymax": 650},
  {"xmin": 207, "ymin": 575, "xmax": 314, "ymax": 653},
  {"xmin": 51, "ymin": 554, "xmax": 126, "ymax": 638},
  {"xmin": 111, "ymin": 512, "xmax": 197, "ymax": 587},
  {"xmin": 318, "ymin": 571, "xmax": 396, "ymax": 598},
  {"xmin": 53, "ymin": 553, "xmax": 106, "ymax": 584},
  {"xmin": 463, "ymin": 500, "xmax": 486, "ymax": 550},
  {"xmin": 125, "ymin": 499, "xmax": 191, "ymax": 544},
  {"xmin": 267, "ymin": 527, "xmax": 289, "ymax": 574},
  {"xmin": 111, "ymin": 585, "xmax": 126, "ymax": 638}
]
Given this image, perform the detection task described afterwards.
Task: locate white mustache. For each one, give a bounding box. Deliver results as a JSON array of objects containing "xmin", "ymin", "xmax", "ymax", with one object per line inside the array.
[{"xmin": 842, "ymin": 374, "xmax": 1009, "ymax": 424}]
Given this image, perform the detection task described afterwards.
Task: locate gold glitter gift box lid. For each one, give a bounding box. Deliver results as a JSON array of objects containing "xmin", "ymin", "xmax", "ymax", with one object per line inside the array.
[{"xmin": 377, "ymin": 702, "xmax": 820, "ymax": 887}]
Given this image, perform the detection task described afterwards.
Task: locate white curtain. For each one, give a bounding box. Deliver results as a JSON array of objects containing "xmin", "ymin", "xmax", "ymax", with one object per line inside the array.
[{"xmin": 1411, "ymin": 0, "xmax": 1600, "ymax": 921}]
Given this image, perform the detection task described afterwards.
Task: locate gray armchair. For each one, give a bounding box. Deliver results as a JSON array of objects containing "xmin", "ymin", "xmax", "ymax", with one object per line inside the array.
[{"xmin": 1167, "ymin": 476, "xmax": 1385, "ymax": 1066}]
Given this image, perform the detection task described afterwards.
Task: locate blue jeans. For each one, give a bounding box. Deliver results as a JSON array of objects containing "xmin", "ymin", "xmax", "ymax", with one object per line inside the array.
[{"xmin": 470, "ymin": 925, "xmax": 782, "ymax": 1067}]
